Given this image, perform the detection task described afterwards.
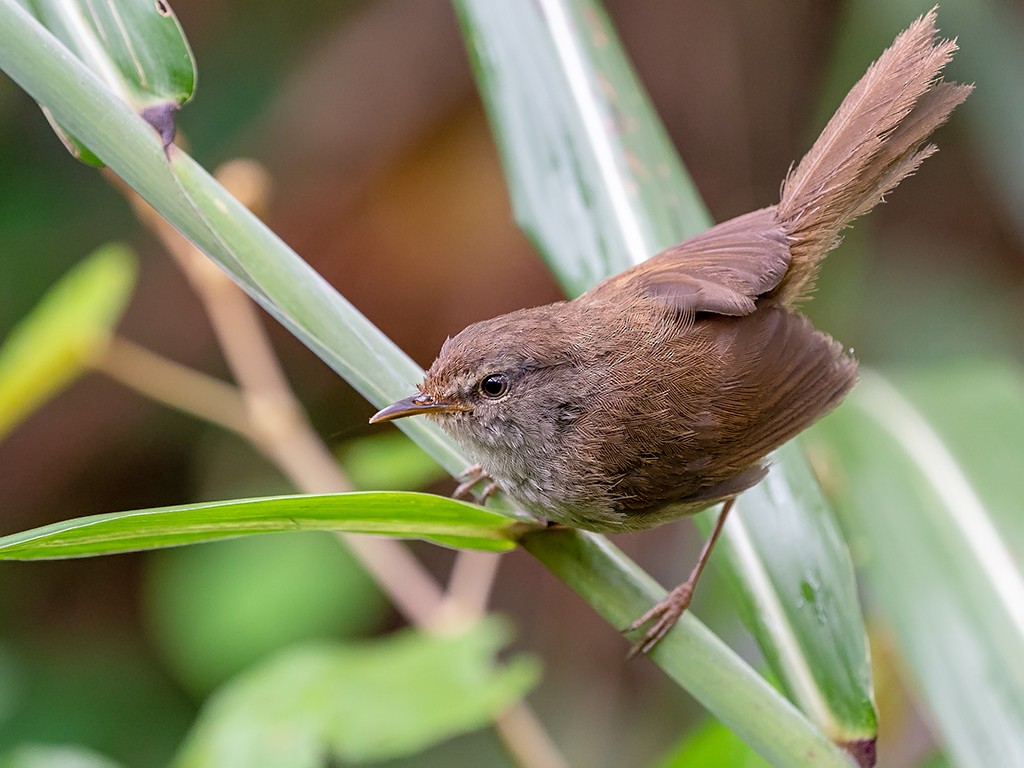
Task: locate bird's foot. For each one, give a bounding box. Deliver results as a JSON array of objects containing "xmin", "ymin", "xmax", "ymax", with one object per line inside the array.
[
  {"xmin": 625, "ymin": 580, "xmax": 695, "ymax": 659},
  {"xmin": 453, "ymin": 464, "xmax": 498, "ymax": 502}
]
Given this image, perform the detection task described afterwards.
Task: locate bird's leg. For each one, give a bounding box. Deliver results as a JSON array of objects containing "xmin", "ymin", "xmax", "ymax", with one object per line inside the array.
[
  {"xmin": 626, "ymin": 498, "xmax": 735, "ymax": 658},
  {"xmin": 453, "ymin": 463, "xmax": 497, "ymax": 502}
]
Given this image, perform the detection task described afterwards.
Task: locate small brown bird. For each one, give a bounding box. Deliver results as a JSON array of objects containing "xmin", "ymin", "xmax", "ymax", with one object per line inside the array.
[{"xmin": 371, "ymin": 11, "xmax": 971, "ymax": 655}]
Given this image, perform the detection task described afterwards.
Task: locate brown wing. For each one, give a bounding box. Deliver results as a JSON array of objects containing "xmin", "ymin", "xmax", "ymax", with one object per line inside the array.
[
  {"xmin": 583, "ymin": 207, "xmax": 790, "ymax": 316},
  {"xmin": 688, "ymin": 308, "xmax": 855, "ymax": 473},
  {"xmin": 582, "ymin": 13, "xmax": 970, "ymax": 320},
  {"xmin": 604, "ymin": 306, "xmax": 856, "ymax": 525}
]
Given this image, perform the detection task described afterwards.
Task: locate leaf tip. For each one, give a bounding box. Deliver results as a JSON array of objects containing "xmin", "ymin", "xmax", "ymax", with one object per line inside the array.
[
  {"xmin": 140, "ymin": 102, "xmax": 180, "ymax": 151},
  {"xmin": 839, "ymin": 737, "xmax": 877, "ymax": 768}
]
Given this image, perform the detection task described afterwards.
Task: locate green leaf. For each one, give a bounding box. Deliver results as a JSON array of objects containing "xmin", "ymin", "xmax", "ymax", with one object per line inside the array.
[
  {"xmin": 0, "ymin": 243, "xmax": 137, "ymax": 440},
  {"xmin": 656, "ymin": 719, "xmax": 771, "ymax": 768},
  {"xmin": 455, "ymin": 0, "xmax": 875, "ymax": 749},
  {"xmin": 0, "ymin": 492, "xmax": 518, "ymax": 559},
  {"xmin": 809, "ymin": 364, "xmax": 1024, "ymax": 767},
  {"xmin": 0, "ymin": 744, "xmax": 124, "ymax": 768},
  {"xmin": 454, "ymin": 0, "xmax": 708, "ymax": 296},
  {"xmin": 721, "ymin": 442, "xmax": 876, "ymax": 742},
  {"xmin": 172, "ymin": 620, "xmax": 539, "ymax": 767},
  {"xmin": 15, "ymin": 0, "xmax": 195, "ymax": 162},
  {"xmin": 0, "ymin": 0, "xmax": 502, "ymax": 501}
]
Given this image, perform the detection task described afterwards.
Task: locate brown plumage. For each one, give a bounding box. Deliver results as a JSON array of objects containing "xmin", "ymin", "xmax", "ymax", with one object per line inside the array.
[{"xmin": 371, "ymin": 10, "xmax": 970, "ymax": 654}]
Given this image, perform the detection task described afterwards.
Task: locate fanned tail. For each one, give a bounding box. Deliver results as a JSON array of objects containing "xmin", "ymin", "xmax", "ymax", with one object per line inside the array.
[{"xmin": 774, "ymin": 7, "xmax": 972, "ymax": 305}]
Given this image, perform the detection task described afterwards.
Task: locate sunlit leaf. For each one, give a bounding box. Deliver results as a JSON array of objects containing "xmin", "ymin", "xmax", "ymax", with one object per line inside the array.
[
  {"xmin": 809, "ymin": 364, "xmax": 1024, "ymax": 768},
  {"xmin": 454, "ymin": 0, "xmax": 707, "ymax": 296},
  {"xmin": 0, "ymin": 492, "xmax": 518, "ymax": 559},
  {"xmin": 657, "ymin": 719, "xmax": 770, "ymax": 768},
  {"xmin": 0, "ymin": 244, "xmax": 137, "ymax": 440}
]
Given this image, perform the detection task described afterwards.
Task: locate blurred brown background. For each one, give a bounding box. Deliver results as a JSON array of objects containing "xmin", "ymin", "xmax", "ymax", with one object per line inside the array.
[{"xmin": 0, "ymin": 0, "xmax": 1020, "ymax": 766}]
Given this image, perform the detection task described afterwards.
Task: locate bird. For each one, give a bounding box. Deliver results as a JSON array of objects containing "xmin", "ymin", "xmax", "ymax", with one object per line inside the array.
[{"xmin": 371, "ymin": 9, "xmax": 971, "ymax": 655}]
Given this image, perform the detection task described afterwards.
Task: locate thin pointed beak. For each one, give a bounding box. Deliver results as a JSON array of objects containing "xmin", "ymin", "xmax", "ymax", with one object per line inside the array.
[{"xmin": 369, "ymin": 393, "xmax": 465, "ymax": 424}]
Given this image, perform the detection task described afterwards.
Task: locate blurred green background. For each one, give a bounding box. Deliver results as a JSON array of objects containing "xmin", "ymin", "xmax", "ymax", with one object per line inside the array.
[{"xmin": 0, "ymin": 0, "xmax": 1021, "ymax": 766}]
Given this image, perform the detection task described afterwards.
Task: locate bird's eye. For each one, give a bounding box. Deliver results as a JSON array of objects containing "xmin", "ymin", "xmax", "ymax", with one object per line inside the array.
[{"xmin": 479, "ymin": 373, "xmax": 510, "ymax": 399}]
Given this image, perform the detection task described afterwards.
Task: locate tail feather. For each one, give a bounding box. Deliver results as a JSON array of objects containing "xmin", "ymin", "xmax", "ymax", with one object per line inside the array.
[
  {"xmin": 774, "ymin": 8, "xmax": 972, "ymax": 304},
  {"xmin": 848, "ymin": 81, "xmax": 973, "ymax": 219}
]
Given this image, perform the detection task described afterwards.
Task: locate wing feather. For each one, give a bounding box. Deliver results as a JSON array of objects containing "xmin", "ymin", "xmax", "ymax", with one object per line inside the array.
[{"xmin": 584, "ymin": 207, "xmax": 789, "ymax": 316}]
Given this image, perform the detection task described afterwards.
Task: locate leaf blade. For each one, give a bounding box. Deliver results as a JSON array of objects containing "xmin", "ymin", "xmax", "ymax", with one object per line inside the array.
[
  {"xmin": 454, "ymin": 0, "xmax": 708, "ymax": 295},
  {"xmin": 0, "ymin": 492, "xmax": 518, "ymax": 559},
  {"xmin": 723, "ymin": 442, "xmax": 876, "ymax": 740},
  {"xmin": 810, "ymin": 366, "xmax": 1024, "ymax": 768},
  {"xmin": 0, "ymin": 243, "xmax": 137, "ymax": 440}
]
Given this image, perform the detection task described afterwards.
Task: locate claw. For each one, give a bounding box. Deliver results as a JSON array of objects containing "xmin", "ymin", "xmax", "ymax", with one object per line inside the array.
[
  {"xmin": 457, "ymin": 464, "xmax": 485, "ymax": 482},
  {"xmin": 453, "ymin": 464, "xmax": 493, "ymax": 500},
  {"xmin": 625, "ymin": 581, "xmax": 694, "ymax": 659},
  {"xmin": 624, "ymin": 498, "xmax": 735, "ymax": 658}
]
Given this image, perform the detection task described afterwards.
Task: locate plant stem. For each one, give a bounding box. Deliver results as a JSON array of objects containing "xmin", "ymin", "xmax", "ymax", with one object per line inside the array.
[
  {"xmin": 107, "ymin": 162, "xmax": 563, "ymax": 768},
  {"xmin": 94, "ymin": 336, "xmax": 253, "ymax": 439}
]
